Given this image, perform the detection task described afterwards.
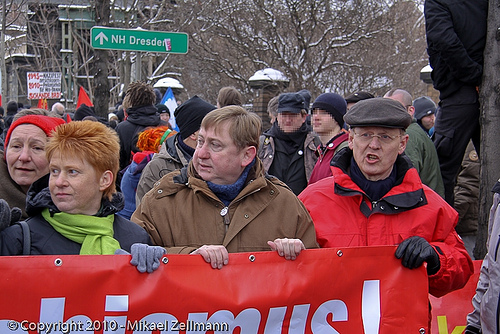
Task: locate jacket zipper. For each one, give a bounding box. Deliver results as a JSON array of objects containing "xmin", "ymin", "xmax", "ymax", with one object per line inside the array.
[
  {"xmin": 220, "ymin": 206, "xmax": 230, "ymax": 233},
  {"xmin": 218, "ymin": 186, "xmax": 262, "ymax": 234}
]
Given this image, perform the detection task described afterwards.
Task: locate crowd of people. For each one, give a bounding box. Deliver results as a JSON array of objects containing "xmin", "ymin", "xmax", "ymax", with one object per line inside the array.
[
  {"xmin": 0, "ymin": 0, "xmax": 494, "ymax": 329},
  {"xmin": 0, "ymin": 82, "xmax": 481, "ymax": 321}
]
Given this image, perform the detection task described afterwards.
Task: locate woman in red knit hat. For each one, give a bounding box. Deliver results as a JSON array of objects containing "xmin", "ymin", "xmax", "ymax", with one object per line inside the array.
[{"xmin": 1, "ymin": 114, "xmax": 65, "ymax": 218}]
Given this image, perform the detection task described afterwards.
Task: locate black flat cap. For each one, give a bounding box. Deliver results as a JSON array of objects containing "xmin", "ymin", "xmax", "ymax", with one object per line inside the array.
[
  {"xmin": 344, "ymin": 97, "xmax": 412, "ymax": 130},
  {"xmin": 345, "ymin": 91, "xmax": 374, "ymax": 104},
  {"xmin": 278, "ymin": 93, "xmax": 306, "ymax": 114}
]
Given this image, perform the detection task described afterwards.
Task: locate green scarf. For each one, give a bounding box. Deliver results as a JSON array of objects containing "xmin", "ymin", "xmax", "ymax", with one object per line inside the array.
[{"xmin": 42, "ymin": 208, "xmax": 121, "ymax": 255}]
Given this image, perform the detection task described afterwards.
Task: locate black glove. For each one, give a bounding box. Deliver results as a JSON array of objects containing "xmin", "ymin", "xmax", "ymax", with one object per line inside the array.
[
  {"xmin": 395, "ymin": 236, "xmax": 440, "ymax": 275},
  {"xmin": 0, "ymin": 199, "xmax": 22, "ymax": 232},
  {"xmin": 464, "ymin": 325, "xmax": 481, "ymax": 334}
]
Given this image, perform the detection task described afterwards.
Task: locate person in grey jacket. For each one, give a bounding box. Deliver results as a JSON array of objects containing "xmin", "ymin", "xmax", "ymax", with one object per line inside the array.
[
  {"xmin": 258, "ymin": 92, "xmax": 320, "ymax": 195},
  {"xmin": 466, "ymin": 180, "xmax": 500, "ymax": 334},
  {"xmin": 135, "ymin": 96, "xmax": 215, "ymax": 205}
]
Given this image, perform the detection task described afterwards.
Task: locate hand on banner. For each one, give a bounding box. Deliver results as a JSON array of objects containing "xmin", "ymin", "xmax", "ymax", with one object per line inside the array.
[
  {"xmin": 115, "ymin": 244, "xmax": 166, "ymax": 273},
  {"xmin": 395, "ymin": 236, "xmax": 440, "ymax": 275},
  {"xmin": 191, "ymin": 245, "xmax": 229, "ymax": 269},
  {"xmin": 0, "ymin": 199, "xmax": 22, "ymax": 232},
  {"xmin": 268, "ymin": 238, "xmax": 305, "ymax": 260}
]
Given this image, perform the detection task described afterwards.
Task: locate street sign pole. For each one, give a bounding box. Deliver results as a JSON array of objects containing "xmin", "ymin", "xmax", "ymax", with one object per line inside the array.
[{"xmin": 90, "ymin": 26, "xmax": 188, "ymax": 53}]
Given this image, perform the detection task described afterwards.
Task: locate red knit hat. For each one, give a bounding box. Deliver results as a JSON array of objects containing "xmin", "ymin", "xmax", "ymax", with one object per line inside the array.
[{"xmin": 4, "ymin": 115, "xmax": 66, "ymax": 149}]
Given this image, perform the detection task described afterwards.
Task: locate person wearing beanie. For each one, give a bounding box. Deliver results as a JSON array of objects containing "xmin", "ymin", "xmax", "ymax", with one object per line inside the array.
[
  {"xmin": 413, "ymin": 96, "xmax": 436, "ymax": 137},
  {"xmin": 299, "ymin": 98, "xmax": 473, "ymax": 322},
  {"xmin": 384, "ymin": 89, "xmax": 444, "ymax": 198},
  {"xmin": 307, "ymin": 93, "xmax": 349, "ymax": 184},
  {"xmin": 0, "ymin": 121, "xmax": 155, "ymax": 270},
  {"xmin": 115, "ymin": 81, "xmax": 165, "ymax": 171},
  {"xmin": 135, "ymin": 95, "xmax": 216, "ymax": 204},
  {"xmin": 156, "ymin": 103, "xmax": 171, "ymax": 125},
  {"xmin": 258, "ymin": 92, "xmax": 321, "ymax": 195},
  {"xmin": 0, "ymin": 114, "xmax": 65, "ymax": 218}
]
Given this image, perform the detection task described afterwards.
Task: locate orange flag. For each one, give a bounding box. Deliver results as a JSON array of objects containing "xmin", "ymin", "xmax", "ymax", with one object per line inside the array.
[
  {"xmin": 37, "ymin": 99, "xmax": 48, "ymax": 110},
  {"xmin": 76, "ymin": 87, "xmax": 93, "ymax": 108}
]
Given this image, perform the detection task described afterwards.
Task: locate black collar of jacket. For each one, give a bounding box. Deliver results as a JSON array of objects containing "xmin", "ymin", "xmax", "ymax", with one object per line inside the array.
[
  {"xmin": 26, "ymin": 173, "xmax": 124, "ymax": 217},
  {"xmin": 332, "ymin": 148, "xmax": 427, "ymax": 217}
]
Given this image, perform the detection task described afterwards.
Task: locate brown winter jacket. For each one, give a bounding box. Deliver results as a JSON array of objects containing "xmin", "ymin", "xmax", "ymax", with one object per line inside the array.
[{"xmin": 131, "ymin": 159, "xmax": 318, "ymax": 254}]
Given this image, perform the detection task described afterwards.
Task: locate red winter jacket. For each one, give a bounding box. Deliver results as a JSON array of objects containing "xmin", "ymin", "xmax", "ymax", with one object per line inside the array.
[
  {"xmin": 299, "ymin": 149, "xmax": 473, "ymax": 297},
  {"xmin": 308, "ymin": 132, "xmax": 349, "ymax": 185}
]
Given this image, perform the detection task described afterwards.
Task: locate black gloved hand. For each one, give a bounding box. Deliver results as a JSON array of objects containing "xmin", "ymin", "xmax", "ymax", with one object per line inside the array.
[
  {"xmin": 464, "ymin": 324, "xmax": 481, "ymax": 334},
  {"xmin": 395, "ymin": 236, "xmax": 440, "ymax": 275},
  {"xmin": 0, "ymin": 199, "xmax": 22, "ymax": 232}
]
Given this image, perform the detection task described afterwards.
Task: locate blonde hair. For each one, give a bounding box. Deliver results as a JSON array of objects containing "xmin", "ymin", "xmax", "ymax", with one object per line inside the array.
[
  {"xmin": 201, "ymin": 105, "xmax": 261, "ymax": 150},
  {"xmin": 45, "ymin": 121, "xmax": 120, "ymax": 200}
]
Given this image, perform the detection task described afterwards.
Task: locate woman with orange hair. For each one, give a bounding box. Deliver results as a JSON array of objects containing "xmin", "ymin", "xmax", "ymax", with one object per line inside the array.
[
  {"xmin": 0, "ymin": 120, "xmax": 151, "ymax": 256},
  {"xmin": 118, "ymin": 125, "xmax": 176, "ymax": 219}
]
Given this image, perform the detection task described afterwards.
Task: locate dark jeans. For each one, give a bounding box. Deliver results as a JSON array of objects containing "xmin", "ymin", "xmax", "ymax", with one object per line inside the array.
[{"xmin": 433, "ymin": 85, "xmax": 480, "ymax": 206}]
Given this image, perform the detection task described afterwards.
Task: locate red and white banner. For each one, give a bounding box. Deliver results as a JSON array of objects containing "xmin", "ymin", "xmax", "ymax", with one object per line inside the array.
[
  {"xmin": 0, "ymin": 246, "xmax": 430, "ymax": 333},
  {"xmin": 430, "ymin": 260, "xmax": 481, "ymax": 334}
]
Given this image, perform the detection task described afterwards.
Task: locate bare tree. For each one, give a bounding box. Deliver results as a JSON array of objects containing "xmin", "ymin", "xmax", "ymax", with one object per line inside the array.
[
  {"xmin": 1, "ymin": 0, "xmax": 28, "ymax": 102},
  {"xmin": 476, "ymin": 0, "xmax": 500, "ymax": 260},
  {"xmin": 157, "ymin": 0, "xmax": 427, "ymax": 103},
  {"xmin": 91, "ymin": 0, "xmax": 111, "ymax": 116}
]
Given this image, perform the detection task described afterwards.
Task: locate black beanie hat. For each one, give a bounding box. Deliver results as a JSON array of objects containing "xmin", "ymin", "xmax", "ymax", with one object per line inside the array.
[
  {"xmin": 312, "ymin": 93, "xmax": 347, "ymax": 127},
  {"xmin": 74, "ymin": 104, "xmax": 96, "ymax": 121},
  {"xmin": 174, "ymin": 96, "xmax": 216, "ymax": 139},
  {"xmin": 6, "ymin": 101, "xmax": 18, "ymax": 114}
]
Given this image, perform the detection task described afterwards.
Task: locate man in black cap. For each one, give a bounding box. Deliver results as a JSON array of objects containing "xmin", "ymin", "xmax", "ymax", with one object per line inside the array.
[
  {"xmin": 300, "ymin": 97, "xmax": 473, "ymax": 306},
  {"xmin": 135, "ymin": 95, "xmax": 216, "ymax": 204},
  {"xmin": 344, "ymin": 91, "xmax": 374, "ymax": 111},
  {"xmin": 258, "ymin": 92, "xmax": 320, "ymax": 195}
]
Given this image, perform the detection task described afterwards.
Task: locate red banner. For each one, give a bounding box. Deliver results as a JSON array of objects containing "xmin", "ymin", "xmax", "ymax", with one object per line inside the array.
[
  {"xmin": 430, "ymin": 260, "xmax": 481, "ymax": 334},
  {"xmin": 0, "ymin": 246, "xmax": 429, "ymax": 333}
]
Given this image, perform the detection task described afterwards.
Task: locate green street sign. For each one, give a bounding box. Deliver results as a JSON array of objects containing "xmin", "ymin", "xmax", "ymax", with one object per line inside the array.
[{"xmin": 90, "ymin": 26, "xmax": 188, "ymax": 53}]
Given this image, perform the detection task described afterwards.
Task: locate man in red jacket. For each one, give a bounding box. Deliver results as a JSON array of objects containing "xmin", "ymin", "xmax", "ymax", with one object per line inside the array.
[{"xmin": 299, "ymin": 97, "xmax": 473, "ymax": 298}]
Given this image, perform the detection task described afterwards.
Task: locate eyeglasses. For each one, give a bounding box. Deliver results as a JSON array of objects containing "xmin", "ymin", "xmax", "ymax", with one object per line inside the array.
[{"xmin": 353, "ymin": 131, "xmax": 401, "ymax": 144}]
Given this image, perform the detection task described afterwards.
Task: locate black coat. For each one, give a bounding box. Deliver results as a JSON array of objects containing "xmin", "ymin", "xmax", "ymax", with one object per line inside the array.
[
  {"xmin": 0, "ymin": 175, "xmax": 151, "ymax": 255},
  {"xmin": 424, "ymin": 0, "xmax": 488, "ymax": 99},
  {"xmin": 115, "ymin": 105, "xmax": 163, "ymax": 170}
]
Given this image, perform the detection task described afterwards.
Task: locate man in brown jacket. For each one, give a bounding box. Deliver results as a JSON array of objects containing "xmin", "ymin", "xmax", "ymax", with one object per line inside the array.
[{"xmin": 132, "ymin": 106, "xmax": 318, "ymax": 269}]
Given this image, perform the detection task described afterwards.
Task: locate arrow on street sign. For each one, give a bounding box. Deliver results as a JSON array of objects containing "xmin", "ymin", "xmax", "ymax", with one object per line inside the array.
[
  {"xmin": 94, "ymin": 32, "xmax": 109, "ymax": 45},
  {"xmin": 90, "ymin": 26, "xmax": 188, "ymax": 54}
]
